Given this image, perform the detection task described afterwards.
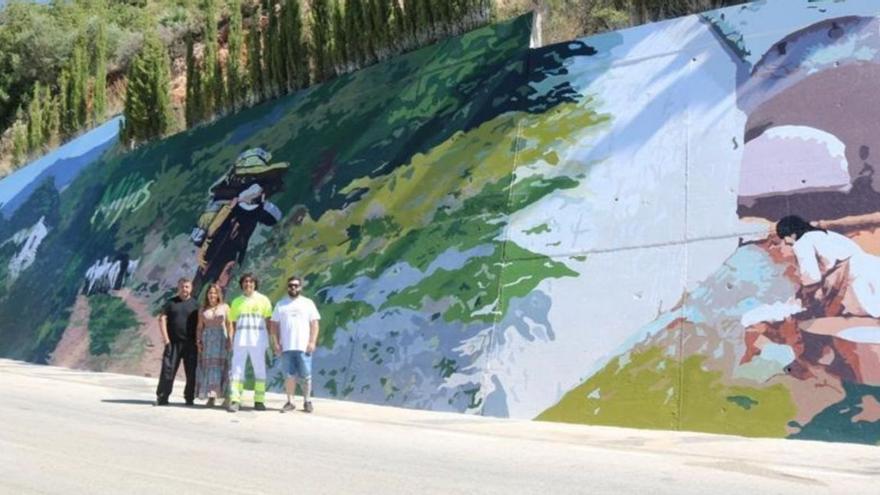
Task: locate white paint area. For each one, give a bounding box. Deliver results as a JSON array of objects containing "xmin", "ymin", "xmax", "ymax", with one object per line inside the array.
[
  {"xmin": 740, "ymin": 299, "xmax": 804, "ymax": 328},
  {"xmin": 837, "ymin": 327, "xmax": 880, "ymax": 344},
  {"xmin": 5, "ymin": 216, "xmax": 49, "ymax": 282},
  {"xmin": 490, "ymin": 18, "xmax": 748, "ymax": 418}
]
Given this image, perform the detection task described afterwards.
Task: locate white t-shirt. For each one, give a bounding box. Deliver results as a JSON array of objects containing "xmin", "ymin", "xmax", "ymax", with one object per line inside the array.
[{"xmin": 271, "ymin": 296, "xmax": 321, "ymax": 352}]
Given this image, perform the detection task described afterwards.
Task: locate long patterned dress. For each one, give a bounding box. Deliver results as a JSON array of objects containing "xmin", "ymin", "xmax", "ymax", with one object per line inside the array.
[{"xmin": 196, "ymin": 303, "xmax": 230, "ymax": 399}]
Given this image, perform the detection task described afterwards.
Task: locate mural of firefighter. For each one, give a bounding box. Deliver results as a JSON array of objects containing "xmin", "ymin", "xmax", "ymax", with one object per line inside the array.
[{"xmin": 191, "ymin": 148, "xmax": 288, "ymax": 291}]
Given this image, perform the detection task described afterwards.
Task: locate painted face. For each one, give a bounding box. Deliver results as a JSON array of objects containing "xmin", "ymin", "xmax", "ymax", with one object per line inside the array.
[
  {"xmin": 287, "ymin": 279, "xmax": 302, "ymax": 298},
  {"xmin": 241, "ymin": 278, "xmax": 256, "ymax": 296},
  {"xmin": 178, "ymin": 281, "xmax": 193, "ymax": 300}
]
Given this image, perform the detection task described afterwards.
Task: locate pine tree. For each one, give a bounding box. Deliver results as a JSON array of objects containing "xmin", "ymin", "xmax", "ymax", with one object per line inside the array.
[
  {"xmin": 122, "ymin": 33, "xmax": 173, "ymax": 146},
  {"xmin": 26, "ymin": 83, "xmax": 44, "ymax": 152},
  {"xmin": 247, "ymin": 4, "xmax": 266, "ymax": 102},
  {"xmin": 309, "ymin": 0, "xmax": 334, "ymax": 82},
  {"xmin": 203, "ymin": 0, "xmax": 220, "ymax": 118},
  {"xmin": 184, "ymin": 33, "xmax": 203, "ymax": 127},
  {"xmin": 227, "ymin": 0, "xmax": 245, "ymax": 108},
  {"xmin": 283, "ymin": 0, "xmax": 309, "ymax": 90},
  {"xmin": 93, "ymin": 23, "xmax": 108, "ymax": 122}
]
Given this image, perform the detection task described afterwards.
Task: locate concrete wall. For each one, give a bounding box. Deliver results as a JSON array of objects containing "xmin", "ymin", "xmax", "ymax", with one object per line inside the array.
[{"xmin": 2, "ymin": 1, "xmax": 880, "ymax": 444}]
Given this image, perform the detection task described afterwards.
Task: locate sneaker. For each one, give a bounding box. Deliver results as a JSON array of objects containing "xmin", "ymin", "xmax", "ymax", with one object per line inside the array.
[
  {"xmin": 227, "ymin": 402, "xmax": 240, "ymax": 413},
  {"xmin": 206, "ymin": 398, "xmax": 216, "ymax": 408},
  {"xmin": 303, "ymin": 401, "xmax": 314, "ymax": 413},
  {"xmin": 185, "ymin": 400, "xmax": 195, "ymax": 407},
  {"xmin": 254, "ymin": 402, "xmax": 267, "ymax": 411},
  {"xmin": 155, "ymin": 398, "xmax": 169, "ymax": 407},
  {"xmin": 281, "ymin": 402, "xmax": 295, "ymax": 413}
]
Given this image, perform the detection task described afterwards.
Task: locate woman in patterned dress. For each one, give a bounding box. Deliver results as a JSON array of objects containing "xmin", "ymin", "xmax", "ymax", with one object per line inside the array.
[{"xmin": 196, "ymin": 283, "xmax": 232, "ymax": 406}]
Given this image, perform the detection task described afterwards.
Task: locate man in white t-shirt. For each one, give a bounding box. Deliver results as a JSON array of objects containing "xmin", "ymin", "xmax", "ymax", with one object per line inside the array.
[{"xmin": 271, "ymin": 275, "xmax": 321, "ymax": 413}]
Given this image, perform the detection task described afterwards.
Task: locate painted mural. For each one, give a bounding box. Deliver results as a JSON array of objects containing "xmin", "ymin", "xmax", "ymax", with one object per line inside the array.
[{"xmin": 2, "ymin": 0, "xmax": 880, "ymax": 445}]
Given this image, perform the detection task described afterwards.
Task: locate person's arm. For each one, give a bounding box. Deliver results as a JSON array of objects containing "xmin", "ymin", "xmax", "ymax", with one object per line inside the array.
[
  {"xmin": 269, "ymin": 306, "xmax": 282, "ymax": 355},
  {"xmin": 196, "ymin": 310, "xmax": 205, "ymax": 352},
  {"xmin": 268, "ymin": 318, "xmax": 281, "ymax": 355},
  {"xmin": 158, "ymin": 306, "xmax": 170, "ymax": 346},
  {"xmin": 223, "ymin": 305, "xmax": 233, "ymax": 340},
  {"xmin": 792, "ymin": 236, "xmax": 822, "ymax": 286},
  {"xmin": 306, "ymin": 319, "xmax": 319, "ymax": 354}
]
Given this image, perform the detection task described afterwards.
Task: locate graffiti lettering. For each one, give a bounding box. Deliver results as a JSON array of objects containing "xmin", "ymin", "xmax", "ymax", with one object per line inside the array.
[{"xmin": 90, "ymin": 177, "xmax": 154, "ymax": 229}]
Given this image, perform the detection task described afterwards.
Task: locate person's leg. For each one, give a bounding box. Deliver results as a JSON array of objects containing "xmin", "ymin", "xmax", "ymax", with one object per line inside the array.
[
  {"xmin": 296, "ymin": 351, "xmax": 313, "ymax": 412},
  {"xmin": 279, "ymin": 351, "xmax": 297, "ymax": 412},
  {"xmin": 250, "ymin": 344, "xmax": 267, "ymax": 408},
  {"xmin": 183, "ymin": 344, "xmax": 198, "ymax": 405},
  {"xmin": 156, "ymin": 342, "xmax": 182, "ymax": 404},
  {"xmin": 227, "ymin": 344, "xmax": 247, "ymax": 409}
]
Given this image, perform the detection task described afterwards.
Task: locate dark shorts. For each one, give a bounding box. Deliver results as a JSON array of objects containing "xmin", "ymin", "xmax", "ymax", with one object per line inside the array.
[{"xmin": 281, "ymin": 350, "xmax": 312, "ymax": 379}]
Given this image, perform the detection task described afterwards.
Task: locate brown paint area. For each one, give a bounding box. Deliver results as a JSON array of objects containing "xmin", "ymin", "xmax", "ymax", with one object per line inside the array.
[{"xmin": 738, "ymin": 63, "xmax": 880, "ymax": 222}]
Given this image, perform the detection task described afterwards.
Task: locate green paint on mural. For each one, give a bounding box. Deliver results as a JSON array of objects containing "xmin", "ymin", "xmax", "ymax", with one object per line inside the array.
[
  {"xmin": 260, "ymin": 102, "xmax": 599, "ymax": 341},
  {"xmin": 537, "ymin": 347, "xmax": 796, "ymax": 437},
  {"xmin": 679, "ymin": 358, "xmax": 795, "ymax": 438},
  {"xmin": 537, "ymin": 347, "xmax": 679, "ymax": 430},
  {"xmin": 318, "ymin": 300, "xmax": 375, "ymax": 347},
  {"xmin": 727, "ymin": 395, "xmax": 759, "ymax": 410},
  {"xmin": 790, "ymin": 382, "xmax": 880, "ymax": 445},
  {"xmin": 87, "ymin": 294, "xmax": 139, "ymax": 355},
  {"xmin": 523, "ymin": 223, "xmax": 550, "ymax": 235}
]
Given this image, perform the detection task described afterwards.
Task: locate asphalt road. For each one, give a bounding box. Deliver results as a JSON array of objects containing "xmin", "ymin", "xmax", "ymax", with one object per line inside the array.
[{"xmin": 1, "ymin": 359, "xmax": 878, "ymax": 494}]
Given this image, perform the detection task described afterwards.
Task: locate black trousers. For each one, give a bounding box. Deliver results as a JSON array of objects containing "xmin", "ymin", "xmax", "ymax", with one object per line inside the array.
[{"xmin": 156, "ymin": 341, "xmax": 198, "ymax": 403}]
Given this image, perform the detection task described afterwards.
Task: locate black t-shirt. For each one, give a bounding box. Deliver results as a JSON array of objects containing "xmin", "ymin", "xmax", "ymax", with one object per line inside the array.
[{"xmin": 163, "ymin": 296, "xmax": 199, "ymax": 343}]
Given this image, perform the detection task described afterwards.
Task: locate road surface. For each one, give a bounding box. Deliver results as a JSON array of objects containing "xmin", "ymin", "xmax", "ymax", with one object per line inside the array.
[{"xmin": 1, "ymin": 359, "xmax": 878, "ymax": 494}]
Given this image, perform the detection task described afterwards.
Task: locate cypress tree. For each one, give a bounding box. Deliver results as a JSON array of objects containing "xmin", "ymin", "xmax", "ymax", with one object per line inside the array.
[
  {"xmin": 27, "ymin": 83, "xmax": 44, "ymax": 152},
  {"xmin": 227, "ymin": 0, "xmax": 245, "ymax": 109},
  {"xmin": 415, "ymin": 0, "xmax": 434, "ymax": 43},
  {"xmin": 246, "ymin": 5, "xmax": 265, "ymax": 103},
  {"xmin": 45, "ymin": 91, "xmax": 60, "ymax": 147},
  {"xmin": 283, "ymin": 0, "xmax": 309, "ymax": 90},
  {"xmin": 93, "ymin": 23, "xmax": 108, "ymax": 122},
  {"xmin": 391, "ymin": 0, "xmax": 407, "ymax": 54},
  {"xmin": 203, "ymin": 0, "xmax": 220, "ymax": 118},
  {"xmin": 403, "ymin": 0, "xmax": 418, "ymax": 49},
  {"xmin": 309, "ymin": 0, "xmax": 334, "ymax": 82},
  {"xmin": 122, "ymin": 33, "xmax": 173, "ymax": 146},
  {"xmin": 12, "ymin": 117, "xmax": 28, "ymax": 165},
  {"xmin": 343, "ymin": 0, "xmax": 365, "ymax": 69},
  {"xmin": 184, "ymin": 33, "xmax": 203, "ymax": 127},
  {"xmin": 72, "ymin": 40, "xmax": 89, "ymax": 129},
  {"xmin": 331, "ymin": 0, "xmax": 347, "ymax": 74},
  {"xmin": 267, "ymin": 0, "xmax": 288, "ymax": 95},
  {"xmin": 371, "ymin": 0, "xmax": 391, "ymax": 61},
  {"xmin": 57, "ymin": 69, "xmax": 70, "ymax": 137}
]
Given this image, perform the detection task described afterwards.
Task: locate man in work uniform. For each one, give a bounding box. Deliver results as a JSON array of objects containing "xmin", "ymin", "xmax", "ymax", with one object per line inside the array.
[{"xmin": 227, "ymin": 273, "xmax": 274, "ymax": 412}]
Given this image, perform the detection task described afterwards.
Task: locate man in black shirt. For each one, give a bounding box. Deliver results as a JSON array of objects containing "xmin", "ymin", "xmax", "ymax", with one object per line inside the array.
[{"xmin": 155, "ymin": 278, "xmax": 200, "ymax": 406}]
